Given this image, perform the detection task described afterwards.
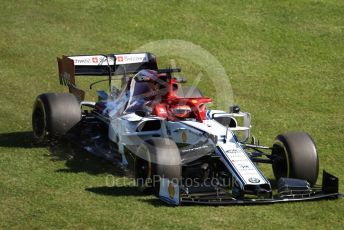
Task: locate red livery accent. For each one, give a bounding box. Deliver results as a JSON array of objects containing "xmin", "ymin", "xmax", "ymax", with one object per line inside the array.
[
  {"xmin": 153, "ymin": 104, "xmax": 168, "ymax": 118},
  {"xmin": 149, "ymin": 73, "xmax": 212, "ymax": 122}
]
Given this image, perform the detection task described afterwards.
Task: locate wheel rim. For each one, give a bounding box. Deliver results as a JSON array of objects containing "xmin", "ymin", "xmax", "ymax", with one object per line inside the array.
[
  {"xmin": 136, "ymin": 146, "xmax": 152, "ymax": 190},
  {"xmin": 32, "ymin": 106, "xmax": 45, "ymax": 138},
  {"xmin": 272, "ymin": 141, "xmax": 290, "ymax": 179}
]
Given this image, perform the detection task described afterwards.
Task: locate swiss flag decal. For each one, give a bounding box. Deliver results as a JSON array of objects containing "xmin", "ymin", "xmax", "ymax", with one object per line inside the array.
[
  {"xmin": 117, "ymin": 56, "xmax": 123, "ymax": 62},
  {"xmin": 92, "ymin": 57, "xmax": 98, "ymax": 63}
]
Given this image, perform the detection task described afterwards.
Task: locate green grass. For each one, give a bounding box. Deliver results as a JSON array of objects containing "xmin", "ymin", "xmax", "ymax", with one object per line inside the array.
[{"xmin": 1, "ymin": 0, "xmax": 344, "ymax": 229}]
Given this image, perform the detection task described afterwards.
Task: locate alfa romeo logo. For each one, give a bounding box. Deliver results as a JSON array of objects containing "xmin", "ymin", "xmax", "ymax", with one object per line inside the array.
[{"xmin": 248, "ymin": 177, "xmax": 260, "ymax": 183}]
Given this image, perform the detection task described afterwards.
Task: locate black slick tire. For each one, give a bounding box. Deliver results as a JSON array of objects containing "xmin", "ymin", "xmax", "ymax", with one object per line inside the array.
[
  {"xmin": 271, "ymin": 132, "xmax": 319, "ymax": 185},
  {"xmin": 32, "ymin": 93, "xmax": 81, "ymax": 143}
]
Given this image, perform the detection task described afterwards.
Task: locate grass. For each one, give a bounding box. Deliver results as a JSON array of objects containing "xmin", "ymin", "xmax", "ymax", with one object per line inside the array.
[{"xmin": 0, "ymin": 0, "xmax": 344, "ymax": 229}]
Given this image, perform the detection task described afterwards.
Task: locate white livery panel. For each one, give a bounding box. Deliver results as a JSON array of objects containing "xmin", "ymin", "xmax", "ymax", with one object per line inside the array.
[
  {"xmin": 181, "ymin": 120, "xmax": 268, "ymax": 187},
  {"xmin": 68, "ymin": 53, "xmax": 149, "ymax": 66}
]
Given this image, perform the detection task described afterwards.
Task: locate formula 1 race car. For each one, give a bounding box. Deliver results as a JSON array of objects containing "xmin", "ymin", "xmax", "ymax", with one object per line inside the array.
[{"xmin": 32, "ymin": 52, "xmax": 341, "ymax": 205}]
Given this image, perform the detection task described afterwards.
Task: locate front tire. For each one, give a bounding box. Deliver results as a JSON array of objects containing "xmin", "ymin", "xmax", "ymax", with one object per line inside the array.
[
  {"xmin": 271, "ymin": 132, "xmax": 319, "ymax": 185},
  {"xmin": 135, "ymin": 138, "xmax": 181, "ymax": 192},
  {"xmin": 32, "ymin": 93, "xmax": 81, "ymax": 143}
]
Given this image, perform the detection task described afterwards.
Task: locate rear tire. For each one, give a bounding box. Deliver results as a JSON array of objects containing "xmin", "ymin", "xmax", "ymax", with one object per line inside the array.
[
  {"xmin": 32, "ymin": 93, "xmax": 81, "ymax": 143},
  {"xmin": 271, "ymin": 132, "xmax": 319, "ymax": 185},
  {"xmin": 135, "ymin": 138, "xmax": 181, "ymax": 192}
]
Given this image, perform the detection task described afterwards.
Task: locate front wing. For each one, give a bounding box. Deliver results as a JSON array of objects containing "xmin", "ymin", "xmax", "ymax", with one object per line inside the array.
[{"xmin": 159, "ymin": 171, "xmax": 342, "ymax": 206}]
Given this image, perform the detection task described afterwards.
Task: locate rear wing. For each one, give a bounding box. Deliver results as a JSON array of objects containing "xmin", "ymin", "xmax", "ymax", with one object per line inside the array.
[{"xmin": 57, "ymin": 52, "xmax": 158, "ymax": 101}]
